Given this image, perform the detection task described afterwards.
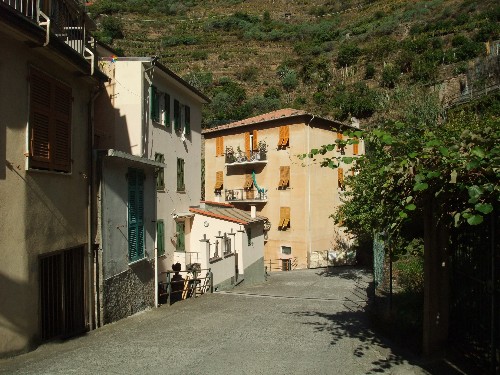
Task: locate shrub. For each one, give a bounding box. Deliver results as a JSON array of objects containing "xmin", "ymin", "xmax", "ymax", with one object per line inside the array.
[
  {"xmin": 381, "ymin": 64, "xmax": 399, "ymax": 88},
  {"xmin": 281, "ymin": 70, "xmax": 299, "ymax": 92},
  {"xmin": 191, "ymin": 50, "xmax": 208, "ymax": 60},
  {"xmin": 364, "ymin": 63, "xmax": 376, "ymax": 79},
  {"xmin": 410, "ymin": 60, "xmax": 437, "ymax": 84},
  {"xmin": 161, "ymin": 35, "xmax": 198, "ymax": 47},
  {"xmin": 237, "ymin": 66, "xmax": 259, "ymax": 82},
  {"xmin": 332, "ymin": 83, "xmax": 378, "ymax": 120},
  {"xmin": 337, "ymin": 43, "xmax": 361, "ymax": 67},
  {"xmin": 183, "ymin": 72, "xmax": 213, "ymax": 92},
  {"xmin": 264, "ymin": 87, "xmax": 281, "ymax": 99}
]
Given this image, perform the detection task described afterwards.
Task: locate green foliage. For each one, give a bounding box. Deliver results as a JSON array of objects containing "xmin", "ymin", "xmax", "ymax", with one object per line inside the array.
[
  {"xmin": 161, "ymin": 35, "xmax": 198, "ymax": 47},
  {"xmin": 236, "ymin": 66, "xmax": 259, "ymax": 82},
  {"xmin": 395, "ymin": 239, "xmax": 424, "ymax": 293},
  {"xmin": 331, "ymin": 83, "xmax": 379, "ymax": 120},
  {"xmin": 94, "ymin": 16, "xmax": 124, "ymax": 44},
  {"xmin": 364, "ymin": 63, "xmax": 376, "ymax": 79},
  {"xmin": 381, "ymin": 64, "xmax": 399, "ymax": 88},
  {"xmin": 337, "ymin": 43, "xmax": 362, "ymax": 67},
  {"xmin": 89, "ymin": 0, "xmax": 195, "ymax": 15},
  {"xmin": 264, "ymin": 87, "xmax": 281, "ymax": 99},
  {"xmin": 191, "ymin": 50, "xmax": 208, "ymax": 61}
]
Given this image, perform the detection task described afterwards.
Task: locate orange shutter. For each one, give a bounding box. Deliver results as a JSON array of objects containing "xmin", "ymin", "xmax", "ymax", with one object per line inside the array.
[
  {"xmin": 245, "ymin": 132, "xmax": 251, "ymax": 159},
  {"xmin": 278, "ymin": 126, "xmax": 284, "ymax": 146},
  {"xmin": 244, "ymin": 174, "xmax": 253, "ymax": 189},
  {"xmin": 337, "ymin": 132, "xmax": 343, "ymax": 140},
  {"xmin": 280, "ymin": 207, "xmax": 290, "ymax": 228},
  {"xmin": 283, "ymin": 125, "xmax": 289, "ymax": 146},
  {"xmin": 279, "ymin": 166, "xmax": 290, "ymax": 188},
  {"xmin": 338, "ymin": 168, "xmax": 344, "ymax": 189},
  {"xmin": 214, "ymin": 171, "xmax": 223, "ymax": 190},
  {"xmin": 252, "ymin": 130, "xmax": 258, "ymax": 151},
  {"xmin": 215, "ymin": 137, "xmax": 220, "ymax": 156},
  {"xmin": 353, "ymin": 138, "xmax": 359, "ymax": 155}
]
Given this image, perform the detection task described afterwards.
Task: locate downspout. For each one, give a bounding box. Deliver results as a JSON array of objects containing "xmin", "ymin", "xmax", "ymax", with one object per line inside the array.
[
  {"xmin": 307, "ymin": 115, "xmax": 315, "ymax": 268},
  {"xmin": 88, "ymin": 84, "xmax": 102, "ymax": 330}
]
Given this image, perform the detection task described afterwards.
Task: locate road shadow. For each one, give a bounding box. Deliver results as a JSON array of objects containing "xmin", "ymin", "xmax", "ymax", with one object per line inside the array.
[{"xmin": 315, "ymin": 265, "xmax": 370, "ymax": 281}]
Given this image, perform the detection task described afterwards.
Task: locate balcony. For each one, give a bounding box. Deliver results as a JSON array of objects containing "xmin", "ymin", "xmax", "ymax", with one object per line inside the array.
[
  {"xmin": 2, "ymin": 0, "xmax": 95, "ymax": 62},
  {"xmin": 225, "ymin": 188, "xmax": 267, "ymax": 203},
  {"xmin": 225, "ymin": 149, "xmax": 267, "ymax": 166}
]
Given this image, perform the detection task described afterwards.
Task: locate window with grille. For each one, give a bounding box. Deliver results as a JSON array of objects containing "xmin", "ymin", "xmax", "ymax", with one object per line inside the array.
[
  {"xmin": 155, "ymin": 153, "xmax": 164, "ymax": 190},
  {"xmin": 177, "ymin": 158, "xmax": 185, "ymax": 191},
  {"xmin": 29, "ymin": 68, "xmax": 72, "ymax": 173}
]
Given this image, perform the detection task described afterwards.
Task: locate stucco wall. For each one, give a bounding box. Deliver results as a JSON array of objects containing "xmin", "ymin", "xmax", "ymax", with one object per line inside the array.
[
  {"xmin": 203, "ymin": 117, "xmax": 363, "ymax": 272},
  {"xmin": 100, "ymin": 157, "xmax": 156, "ymax": 322},
  {"xmin": 0, "ymin": 32, "xmax": 93, "ymax": 356}
]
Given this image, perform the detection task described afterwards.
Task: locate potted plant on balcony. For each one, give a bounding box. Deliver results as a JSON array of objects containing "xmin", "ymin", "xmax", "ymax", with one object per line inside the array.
[
  {"xmin": 257, "ymin": 140, "xmax": 268, "ymax": 160},
  {"xmin": 225, "ymin": 146, "xmax": 235, "ymax": 163}
]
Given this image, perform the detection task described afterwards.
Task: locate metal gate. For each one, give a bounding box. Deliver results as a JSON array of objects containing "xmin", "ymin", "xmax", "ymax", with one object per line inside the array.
[
  {"xmin": 40, "ymin": 246, "xmax": 86, "ymax": 341},
  {"xmin": 449, "ymin": 213, "xmax": 499, "ymax": 373}
]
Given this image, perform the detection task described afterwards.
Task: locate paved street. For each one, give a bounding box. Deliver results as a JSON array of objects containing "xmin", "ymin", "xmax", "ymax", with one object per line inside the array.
[{"xmin": 0, "ymin": 267, "xmax": 431, "ymax": 375}]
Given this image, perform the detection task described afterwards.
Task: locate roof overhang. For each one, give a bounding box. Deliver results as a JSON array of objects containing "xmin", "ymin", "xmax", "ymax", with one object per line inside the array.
[{"xmin": 101, "ymin": 149, "xmax": 166, "ymax": 168}]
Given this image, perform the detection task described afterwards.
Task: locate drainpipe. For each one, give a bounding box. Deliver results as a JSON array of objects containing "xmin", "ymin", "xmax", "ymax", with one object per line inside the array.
[
  {"xmin": 306, "ymin": 115, "xmax": 314, "ymax": 268},
  {"xmin": 88, "ymin": 84, "xmax": 102, "ymax": 330}
]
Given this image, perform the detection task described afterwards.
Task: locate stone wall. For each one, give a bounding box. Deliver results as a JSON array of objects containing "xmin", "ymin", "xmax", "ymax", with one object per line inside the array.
[{"xmin": 103, "ymin": 260, "xmax": 155, "ymax": 324}]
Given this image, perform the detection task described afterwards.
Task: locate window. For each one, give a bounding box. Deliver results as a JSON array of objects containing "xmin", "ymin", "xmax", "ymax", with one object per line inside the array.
[
  {"xmin": 224, "ymin": 236, "xmax": 232, "ymax": 255},
  {"xmin": 281, "ymin": 246, "xmax": 291, "ymax": 255},
  {"xmin": 216, "ymin": 137, "xmax": 224, "ymax": 156},
  {"xmin": 214, "ymin": 171, "xmax": 223, "ymax": 193},
  {"xmin": 279, "ymin": 166, "xmax": 290, "ymax": 189},
  {"xmin": 279, "ymin": 207, "xmax": 290, "ymax": 230},
  {"xmin": 150, "ymin": 85, "xmax": 160, "ymax": 123},
  {"xmin": 248, "ymin": 130, "xmax": 258, "ymax": 153},
  {"xmin": 155, "ymin": 153, "xmax": 164, "ymax": 190},
  {"xmin": 157, "ymin": 220, "xmax": 165, "ymax": 256},
  {"xmin": 128, "ymin": 168, "xmax": 145, "ymax": 262},
  {"xmin": 278, "ymin": 125, "xmax": 289, "ymax": 148},
  {"xmin": 164, "ymin": 93, "xmax": 171, "ymax": 126},
  {"xmin": 247, "ymin": 228, "xmax": 252, "ymax": 246},
  {"xmin": 174, "ymin": 99, "xmax": 181, "ymax": 131},
  {"xmin": 177, "ymin": 158, "xmax": 185, "ymax": 191},
  {"xmin": 338, "ymin": 168, "xmax": 345, "ymax": 191},
  {"xmin": 184, "ymin": 105, "xmax": 191, "ymax": 135},
  {"xmin": 29, "ymin": 67, "xmax": 72, "ymax": 173},
  {"xmin": 176, "ymin": 221, "xmax": 185, "ymax": 252}
]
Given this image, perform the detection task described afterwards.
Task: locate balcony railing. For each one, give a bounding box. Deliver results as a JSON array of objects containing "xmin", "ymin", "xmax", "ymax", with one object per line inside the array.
[
  {"xmin": 225, "ymin": 150, "xmax": 267, "ymax": 165},
  {"xmin": 2, "ymin": 0, "xmax": 95, "ymax": 64},
  {"xmin": 225, "ymin": 188, "xmax": 267, "ymax": 203}
]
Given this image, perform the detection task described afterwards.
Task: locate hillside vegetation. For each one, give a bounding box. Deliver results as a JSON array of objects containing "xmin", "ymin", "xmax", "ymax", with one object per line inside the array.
[{"xmin": 88, "ymin": 0, "xmax": 500, "ymax": 127}]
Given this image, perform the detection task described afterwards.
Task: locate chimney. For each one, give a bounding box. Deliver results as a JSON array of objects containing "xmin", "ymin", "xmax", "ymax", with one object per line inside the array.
[{"xmin": 250, "ymin": 205, "xmax": 256, "ymax": 219}]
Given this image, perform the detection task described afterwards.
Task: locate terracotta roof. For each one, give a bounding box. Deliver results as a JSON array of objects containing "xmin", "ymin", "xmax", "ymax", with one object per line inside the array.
[
  {"xmin": 190, "ymin": 201, "xmax": 267, "ymax": 225},
  {"xmin": 202, "ymin": 108, "xmax": 348, "ymax": 134}
]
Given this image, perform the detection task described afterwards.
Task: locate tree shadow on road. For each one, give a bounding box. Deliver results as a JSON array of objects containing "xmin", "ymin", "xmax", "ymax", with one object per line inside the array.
[
  {"xmin": 315, "ymin": 265, "xmax": 370, "ymax": 281},
  {"xmin": 288, "ymin": 306, "xmax": 422, "ymax": 374}
]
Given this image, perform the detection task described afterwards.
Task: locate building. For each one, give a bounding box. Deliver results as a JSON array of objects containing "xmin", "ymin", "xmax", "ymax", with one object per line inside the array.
[
  {"xmin": 93, "ymin": 52, "xmax": 210, "ymax": 323},
  {"xmin": 203, "ymin": 108, "xmax": 364, "ymax": 272},
  {"xmin": 189, "ymin": 201, "xmax": 267, "ymax": 290},
  {"xmin": 0, "ymin": 0, "xmax": 106, "ymax": 356}
]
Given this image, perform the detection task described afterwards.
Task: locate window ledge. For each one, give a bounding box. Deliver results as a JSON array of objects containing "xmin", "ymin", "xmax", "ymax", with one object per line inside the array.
[
  {"xmin": 128, "ymin": 256, "xmax": 148, "ymax": 266},
  {"xmin": 27, "ymin": 167, "xmax": 72, "ymax": 176},
  {"xmin": 223, "ymin": 252, "xmax": 235, "ymax": 258},
  {"xmin": 209, "ymin": 256, "xmax": 222, "ymax": 264}
]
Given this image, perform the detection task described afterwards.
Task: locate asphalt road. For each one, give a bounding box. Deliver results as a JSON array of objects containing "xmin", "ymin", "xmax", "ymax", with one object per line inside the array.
[{"xmin": 0, "ymin": 267, "xmax": 431, "ymax": 375}]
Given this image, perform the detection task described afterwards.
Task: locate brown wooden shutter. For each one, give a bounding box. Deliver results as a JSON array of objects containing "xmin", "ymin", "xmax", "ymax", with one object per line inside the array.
[
  {"xmin": 353, "ymin": 138, "xmax": 359, "ymax": 155},
  {"xmin": 244, "ymin": 174, "xmax": 253, "ymax": 189},
  {"xmin": 338, "ymin": 168, "xmax": 344, "ymax": 189},
  {"xmin": 283, "ymin": 125, "xmax": 289, "ymax": 146},
  {"xmin": 214, "ymin": 171, "xmax": 223, "ymax": 190},
  {"xmin": 252, "ymin": 130, "xmax": 258, "ymax": 151},
  {"xmin": 279, "ymin": 166, "xmax": 290, "ymax": 188},
  {"xmin": 30, "ymin": 69, "xmax": 52, "ymax": 170},
  {"xmin": 52, "ymin": 81, "xmax": 72, "ymax": 172},
  {"xmin": 245, "ymin": 132, "xmax": 250, "ymax": 159}
]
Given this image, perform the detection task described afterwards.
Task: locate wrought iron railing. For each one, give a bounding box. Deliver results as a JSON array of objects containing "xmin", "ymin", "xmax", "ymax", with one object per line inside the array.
[
  {"xmin": 2, "ymin": 0, "xmax": 95, "ymax": 61},
  {"xmin": 225, "ymin": 150, "xmax": 267, "ymax": 164},
  {"xmin": 225, "ymin": 188, "xmax": 267, "ymax": 202}
]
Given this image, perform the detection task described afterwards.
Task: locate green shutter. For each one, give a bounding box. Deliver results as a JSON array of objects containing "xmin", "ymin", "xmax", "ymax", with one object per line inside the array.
[
  {"xmin": 177, "ymin": 158, "xmax": 184, "ymax": 191},
  {"xmin": 164, "ymin": 93, "xmax": 171, "ymax": 127},
  {"xmin": 150, "ymin": 86, "xmax": 159, "ymax": 123},
  {"xmin": 174, "ymin": 99, "xmax": 180, "ymax": 131},
  {"xmin": 128, "ymin": 168, "xmax": 145, "ymax": 262},
  {"xmin": 247, "ymin": 228, "xmax": 252, "ymax": 246},
  {"xmin": 176, "ymin": 222, "xmax": 185, "ymax": 252},
  {"xmin": 184, "ymin": 105, "xmax": 190, "ymax": 135},
  {"xmin": 157, "ymin": 220, "xmax": 165, "ymax": 256}
]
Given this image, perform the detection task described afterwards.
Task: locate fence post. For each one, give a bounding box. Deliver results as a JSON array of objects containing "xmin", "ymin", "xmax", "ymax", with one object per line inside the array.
[
  {"xmin": 193, "ymin": 270, "xmax": 198, "ymax": 298},
  {"xmin": 166, "ymin": 272, "xmax": 171, "ymax": 306},
  {"xmin": 209, "ymin": 271, "xmax": 214, "ymax": 293}
]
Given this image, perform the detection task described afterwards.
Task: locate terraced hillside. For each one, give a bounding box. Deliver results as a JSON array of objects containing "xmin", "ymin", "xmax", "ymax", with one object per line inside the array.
[{"xmin": 88, "ymin": 0, "xmax": 500, "ymax": 127}]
